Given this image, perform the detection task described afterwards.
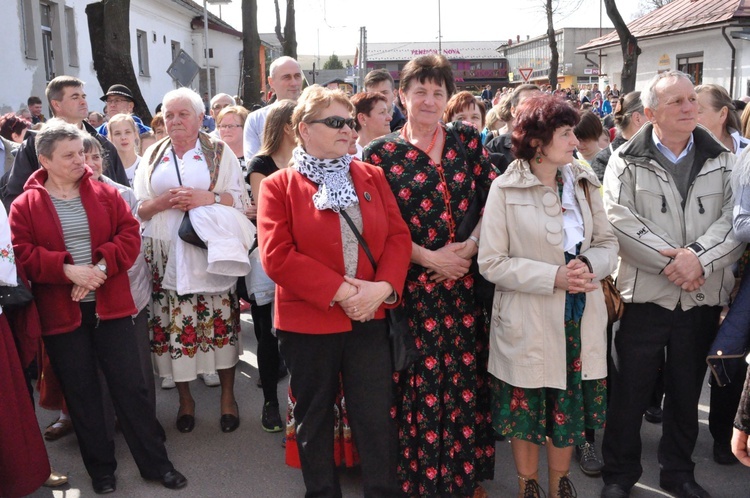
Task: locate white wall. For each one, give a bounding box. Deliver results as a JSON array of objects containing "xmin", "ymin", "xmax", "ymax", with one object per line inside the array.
[
  {"xmin": 597, "ymin": 28, "xmax": 748, "ymax": 98},
  {"xmin": 1, "ymin": 0, "xmax": 242, "ymax": 119}
]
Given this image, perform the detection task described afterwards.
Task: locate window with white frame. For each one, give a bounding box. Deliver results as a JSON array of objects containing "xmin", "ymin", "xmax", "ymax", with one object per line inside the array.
[{"xmin": 136, "ymin": 29, "xmax": 150, "ymax": 76}]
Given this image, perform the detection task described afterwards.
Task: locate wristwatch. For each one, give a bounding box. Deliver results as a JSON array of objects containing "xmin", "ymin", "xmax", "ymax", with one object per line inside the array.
[
  {"xmin": 96, "ymin": 262, "xmax": 108, "ymax": 275},
  {"xmin": 214, "ymin": 192, "xmax": 221, "ymax": 204}
]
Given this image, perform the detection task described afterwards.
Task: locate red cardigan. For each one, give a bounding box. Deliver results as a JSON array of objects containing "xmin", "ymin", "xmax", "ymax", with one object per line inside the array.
[
  {"xmin": 9, "ymin": 167, "xmax": 140, "ymax": 335},
  {"xmin": 258, "ymin": 159, "xmax": 412, "ymax": 334}
]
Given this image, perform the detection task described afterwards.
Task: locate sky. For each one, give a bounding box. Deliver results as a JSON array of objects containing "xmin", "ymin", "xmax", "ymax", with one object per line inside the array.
[{"xmin": 208, "ymin": 0, "xmax": 644, "ymax": 58}]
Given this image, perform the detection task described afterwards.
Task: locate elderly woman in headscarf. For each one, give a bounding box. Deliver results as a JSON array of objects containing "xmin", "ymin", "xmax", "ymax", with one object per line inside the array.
[{"xmin": 135, "ymin": 87, "xmax": 253, "ymax": 435}]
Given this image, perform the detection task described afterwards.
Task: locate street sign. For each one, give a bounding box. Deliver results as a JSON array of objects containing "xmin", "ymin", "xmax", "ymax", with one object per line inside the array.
[
  {"xmin": 167, "ymin": 50, "xmax": 200, "ymax": 87},
  {"xmin": 519, "ymin": 67, "xmax": 533, "ymax": 82}
]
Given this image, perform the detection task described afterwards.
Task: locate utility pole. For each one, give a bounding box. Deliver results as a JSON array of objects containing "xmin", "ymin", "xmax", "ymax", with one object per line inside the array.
[{"xmin": 358, "ymin": 27, "xmax": 367, "ymax": 93}]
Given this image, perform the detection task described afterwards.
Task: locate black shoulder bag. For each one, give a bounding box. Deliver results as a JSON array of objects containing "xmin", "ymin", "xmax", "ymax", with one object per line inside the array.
[
  {"xmin": 171, "ymin": 149, "xmax": 208, "ymax": 250},
  {"xmin": 447, "ymin": 124, "xmax": 495, "ymax": 306},
  {"xmin": 339, "ymin": 210, "xmax": 419, "ymax": 372}
]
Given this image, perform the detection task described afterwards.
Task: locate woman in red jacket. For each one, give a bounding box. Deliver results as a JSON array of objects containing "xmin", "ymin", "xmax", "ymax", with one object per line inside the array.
[
  {"xmin": 258, "ymin": 86, "xmax": 412, "ymax": 497},
  {"xmin": 9, "ymin": 121, "xmax": 187, "ymax": 494}
]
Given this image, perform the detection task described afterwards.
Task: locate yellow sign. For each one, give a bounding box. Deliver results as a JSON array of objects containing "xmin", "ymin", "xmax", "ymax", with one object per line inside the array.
[{"xmin": 658, "ymin": 54, "xmax": 671, "ymax": 67}]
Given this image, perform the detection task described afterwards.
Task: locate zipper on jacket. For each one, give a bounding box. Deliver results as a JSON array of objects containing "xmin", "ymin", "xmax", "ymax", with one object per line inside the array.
[
  {"xmin": 661, "ymin": 195, "xmax": 667, "ymax": 213},
  {"xmin": 697, "ymin": 196, "xmax": 705, "ymax": 214}
]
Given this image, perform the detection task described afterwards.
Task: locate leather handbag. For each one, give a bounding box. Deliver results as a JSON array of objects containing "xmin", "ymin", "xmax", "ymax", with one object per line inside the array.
[
  {"xmin": 340, "ymin": 210, "xmax": 419, "ymax": 372},
  {"xmin": 0, "ymin": 275, "xmax": 33, "ymax": 308},
  {"xmin": 171, "ymin": 149, "xmax": 208, "ymax": 249},
  {"xmin": 581, "ymin": 181, "xmax": 624, "ymax": 326}
]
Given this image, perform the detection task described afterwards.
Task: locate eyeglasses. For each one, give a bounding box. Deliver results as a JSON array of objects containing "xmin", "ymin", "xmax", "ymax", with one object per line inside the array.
[
  {"xmin": 308, "ymin": 116, "xmax": 357, "ymax": 130},
  {"xmin": 217, "ymin": 124, "xmax": 243, "ymax": 130}
]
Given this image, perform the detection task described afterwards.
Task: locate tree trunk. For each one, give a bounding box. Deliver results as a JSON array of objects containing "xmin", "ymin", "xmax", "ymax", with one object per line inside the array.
[
  {"xmin": 85, "ymin": 0, "xmax": 151, "ymax": 122},
  {"xmin": 604, "ymin": 0, "xmax": 641, "ymax": 93},
  {"xmin": 274, "ymin": 0, "xmax": 297, "ymax": 59},
  {"xmin": 241, "ymin": 0, "xmax": 262, "ymax": 108},
  {"xmin": 546, "ymin": 0, "xmax": 559, "ymax": 89}
]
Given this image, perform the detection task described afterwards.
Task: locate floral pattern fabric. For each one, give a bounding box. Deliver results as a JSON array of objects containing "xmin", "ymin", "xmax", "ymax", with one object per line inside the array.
[
  {"xmin": 490, "ymin": 253, "xmax": 607, "ymax": 447},
  {"xmin": 145, "ymin": 237, "xmax": 240, "ymax": 382},
  {"xmin": 364, "ymin": 122, "xmax": 499, "ymax": 497}
]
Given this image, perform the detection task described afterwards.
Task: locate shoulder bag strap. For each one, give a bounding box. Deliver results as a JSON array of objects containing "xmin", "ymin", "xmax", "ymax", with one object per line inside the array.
[
  {"xmin": 171, "ymin": 148, "xmax": 183, "ymax": 186},
  {"xmin": 339, "ymin": 209, "xmax": 377, "ymax": 272}
]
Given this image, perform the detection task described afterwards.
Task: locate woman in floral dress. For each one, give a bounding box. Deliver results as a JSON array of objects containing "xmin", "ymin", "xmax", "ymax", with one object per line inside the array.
[
  {"xmin": 477, "ymin": 95, "xmax": 618, "ymax": 498},
  {"xmin": 135, "ymin": 88, "xmax": 249, "ymax": 434},
  {"xmin": 364, "ymin": 54, "xmax": 499, "ymax": 498}
]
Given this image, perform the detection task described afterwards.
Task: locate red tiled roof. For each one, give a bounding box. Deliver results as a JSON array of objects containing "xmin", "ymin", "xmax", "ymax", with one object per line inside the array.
[{"xmin": 578, "ymin": 0, "xmax": 750, "ymax": 51}]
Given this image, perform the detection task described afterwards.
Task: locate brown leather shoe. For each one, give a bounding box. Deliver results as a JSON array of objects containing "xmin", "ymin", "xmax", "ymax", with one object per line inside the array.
[{"xmin": 44, "ymin": 418, "xmax": 73, "ymax": 441}]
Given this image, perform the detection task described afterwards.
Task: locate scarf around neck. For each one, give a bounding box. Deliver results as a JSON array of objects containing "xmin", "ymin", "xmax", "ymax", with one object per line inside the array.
[{"xmin": 292, "ymin": 146, "xmax": 358, "ymax": 212}]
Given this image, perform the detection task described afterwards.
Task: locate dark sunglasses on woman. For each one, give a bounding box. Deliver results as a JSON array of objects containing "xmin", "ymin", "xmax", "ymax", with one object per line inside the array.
[{"xmin": 309, "ymin": 116, "xmax": 357, "ymax": 130}]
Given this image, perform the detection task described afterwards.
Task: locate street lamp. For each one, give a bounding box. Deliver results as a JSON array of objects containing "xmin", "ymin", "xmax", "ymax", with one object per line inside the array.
[{"xmin": 204, "ymin": 0, "xmax": 231, "ymax": 99}]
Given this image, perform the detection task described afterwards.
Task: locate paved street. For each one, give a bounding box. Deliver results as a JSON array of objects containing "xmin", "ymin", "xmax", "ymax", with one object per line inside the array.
[{"xmin": 28, "ymin": 312, "xmax": 750, "ymax": 497}]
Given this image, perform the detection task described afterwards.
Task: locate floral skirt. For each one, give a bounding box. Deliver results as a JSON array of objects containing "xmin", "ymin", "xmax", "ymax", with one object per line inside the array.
[
  {"xmin": 285, "ymin": 376, "xmax": 359, "ymax": 469},
  {"xmin": 490, "ymin": 288, "xmax": 607, "ymax": 447},
  {"xmin": 144, "ymin": 237, "xmax": 240, "ymax": 383}
]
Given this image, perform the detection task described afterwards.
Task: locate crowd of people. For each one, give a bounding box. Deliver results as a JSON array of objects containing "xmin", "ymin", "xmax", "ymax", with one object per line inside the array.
[{"xmin": 3, "ymin": 52, "xmax": 750, "ymax": 498}]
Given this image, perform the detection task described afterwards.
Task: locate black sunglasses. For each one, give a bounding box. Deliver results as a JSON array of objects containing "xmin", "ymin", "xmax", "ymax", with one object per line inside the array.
[{"xmin": 308, "ymin": 116, "xmax": 357, "ymax": 129}]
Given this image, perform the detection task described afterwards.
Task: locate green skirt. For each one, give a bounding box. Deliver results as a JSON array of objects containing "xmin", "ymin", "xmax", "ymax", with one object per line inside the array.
[{"xmin": 490, "ymin": 277, "xmax": 607, "ymax": 447}]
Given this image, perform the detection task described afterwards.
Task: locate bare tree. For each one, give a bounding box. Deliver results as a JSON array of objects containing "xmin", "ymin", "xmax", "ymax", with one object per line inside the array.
[
  {"xmin": 638, "ymin": 0, "xmax": 674, "ymax": 15},
  {"xmin": 604, "ymin": 0, "xmax": 641, "ymax": 93},
  {"xmin": 85, "ymin": 0, "xmax": 151, "ymax": 121},
  {"xmin": 241, "ymin": 0, "xmax": 262, "ymax": 107},
  {"xmin": 274, "ymin": 0, "xmax": 297, "ymax": 59},
  {"xmin": 546, "ymin": 0, "xmax": 559, "ymax": 88}
]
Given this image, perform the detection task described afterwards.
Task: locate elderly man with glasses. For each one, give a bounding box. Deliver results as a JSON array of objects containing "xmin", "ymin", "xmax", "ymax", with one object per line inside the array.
[{"xmin": 96, "ymin": 84, "xmax": 152, "ymax": 137}]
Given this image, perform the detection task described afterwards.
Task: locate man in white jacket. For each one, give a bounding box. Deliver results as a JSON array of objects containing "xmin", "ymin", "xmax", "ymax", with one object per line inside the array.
[{"xmin": 600, "ymin": 71, "xmax": 744, "ymax": 498}]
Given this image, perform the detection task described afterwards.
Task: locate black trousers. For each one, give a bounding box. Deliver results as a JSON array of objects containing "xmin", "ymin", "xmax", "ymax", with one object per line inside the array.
[
  {"xmin": 278, "ymin": 321, "xmax": 397, "ymax": 498},
  {"xmin": 602, "ymin": 302, "xmax": 721, "ymax": 490},
  {"xmin": 250, "ymin": 301, "xmax": 280, "ymax": 404},
  {"xmin": 709, "ymin": 360, "xmax": 748, "ymax": 446},
  {"xmin": 43, "ymin": 302, "xmax": 173, "ymax": 480}
]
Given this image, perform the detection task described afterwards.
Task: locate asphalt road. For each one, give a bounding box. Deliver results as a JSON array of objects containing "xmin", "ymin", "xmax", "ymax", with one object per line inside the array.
[{"xmin": 27, "ymin": 312, "xmax": 750, "ymax": 497}]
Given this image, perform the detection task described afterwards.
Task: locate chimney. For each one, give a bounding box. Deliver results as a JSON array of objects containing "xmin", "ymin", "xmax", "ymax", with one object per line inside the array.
[{"xmin": 517, "ymin": 35, "xmax": 520, "ymax": 43}]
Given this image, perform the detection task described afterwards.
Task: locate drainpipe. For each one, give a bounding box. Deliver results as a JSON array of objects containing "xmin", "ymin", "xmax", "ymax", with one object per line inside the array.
[{"xmin": 722, "ymin": 26, "xmax": 736, "ymax": 96}]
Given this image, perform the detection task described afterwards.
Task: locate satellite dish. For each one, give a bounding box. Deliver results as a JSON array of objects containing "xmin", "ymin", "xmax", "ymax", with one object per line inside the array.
[{"xmin": 167, "ymin": 50, "xmax": 200, "ymax": 87}]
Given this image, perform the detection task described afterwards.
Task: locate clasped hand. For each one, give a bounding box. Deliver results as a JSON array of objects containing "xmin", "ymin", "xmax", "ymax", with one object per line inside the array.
[
  {"xmin": 161, "ymin": 187, "xmax": 213, "ymax": 212},
  {"xmin": 426, "ymin": 242, "xmax": 474, "ymax": 282},
  {"xmin": 64, "ymin": 264, "xmax": 107, "ymax": 302},
  {"xmin": 555, "ymin": 259, "xmax": 598, "ymax": 293},
  {"xmin": 337, "ymin": 277, "xmax": 393, "ymax": 323},
  {"xmin": 660, "ymin": 248, "xmax": 704, "ymax": 292}
]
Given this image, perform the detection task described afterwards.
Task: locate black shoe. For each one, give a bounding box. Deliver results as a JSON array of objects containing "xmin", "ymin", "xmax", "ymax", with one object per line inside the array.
[
  {"xmin": 713, "ymin": 441, "xmax": 739, "ymax": 465},
  {"xmin": 261, "ymin": 401, "xmax": 283, "ymax": 433},
  {"xmin": 576, "ymin": 441, "xmax": 604, "ymax": 476},
  {"xmin": 601, "ymin": 483, "xmax": 629, "ymax": 498},
  {"xmin": 92, "ymin": 475, "xmax": 116, "ymax": 494},
  {"xmin": 660, "ymin": 480, "xmax": 710, "ymax": 498},
  {"xmin": 160, "ymin": 469, "xmax": 188, "ymax": 489},
  {"xmin": 176, "ymin": 414, "xmax": 195, "ymax": 433},
  {"xmin": 220, "ymin": 402, "xmax": 240, "ymax": 433},
  {"xmin": 644, "ymin": 406, "xmax": 663, "ymax": 424}
]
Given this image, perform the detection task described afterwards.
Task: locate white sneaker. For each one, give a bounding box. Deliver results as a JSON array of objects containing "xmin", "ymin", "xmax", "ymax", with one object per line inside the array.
[
  {"xmin": 202, "ymin": 372, "xmax": 220, "ymax": 387},
  {"xmin": 161, "ymin": 375, "xmax": 176, "ymax": 389}
]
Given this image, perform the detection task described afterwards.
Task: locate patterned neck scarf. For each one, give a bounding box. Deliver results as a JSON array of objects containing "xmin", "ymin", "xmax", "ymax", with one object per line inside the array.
[{"xmin": 292, "ymin": 146, "xmax": 358, "ymax": 212}]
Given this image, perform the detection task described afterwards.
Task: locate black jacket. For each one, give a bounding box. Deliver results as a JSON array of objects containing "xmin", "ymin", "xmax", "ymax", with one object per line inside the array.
[
  {"xmin": 390, "ymin": 106, "xmax": 406, "ymax": 132},
  {"xmin": 485, "ymin": 133, "xmax": 514, "ymax": 168},
  {"xmin": 1, "ymin": 121, "xmax": 129, "ymax": 211},
  {"xmin": 590, "ymin": 134, "xmax": 628, "ymax": 182}
]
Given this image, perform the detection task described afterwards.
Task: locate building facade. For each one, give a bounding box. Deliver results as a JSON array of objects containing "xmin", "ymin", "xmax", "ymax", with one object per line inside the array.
[
  {"xmin": 4, "ymin": 0, "xmax": 243, "ymax": 117},
  {"xmin": 365, "ymin": 41, "xmax": 509, "ymax": 91},
  {"xmin": 578, "ymin": 0, "xmax": 750, "ymax": 98},
  {"xmin": 499, "ymin": 28, "xmax": 604, "ymax": 88}
]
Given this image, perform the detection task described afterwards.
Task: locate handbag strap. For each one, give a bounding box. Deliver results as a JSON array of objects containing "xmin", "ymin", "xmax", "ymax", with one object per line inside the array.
[
  {"xmin": 339, "ymin": 209, "xmax": 377, "ymax": 272},
  {"xmin": 171, "ymin": 149, "xmax": 183, "ymax": 186}
]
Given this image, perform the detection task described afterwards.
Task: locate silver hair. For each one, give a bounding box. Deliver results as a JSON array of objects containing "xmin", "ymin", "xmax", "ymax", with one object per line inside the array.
[
  {"xmin": 269, "ymin": 56, "xmax": 300, "ymax": 79},
  {"xmin": 642, "ymin": 70, "xmax": 692, "ymax": 110},
  {"xmin": 35, "ymin": 119, "xmax": 85, "ymax": 159},
  {"xmin": 162, "ymin": 88, "xmax": 204, "ymax": 117},
  {"xmin": 210, "ymin": 93, "xmax": 236, "ymax": 107}
]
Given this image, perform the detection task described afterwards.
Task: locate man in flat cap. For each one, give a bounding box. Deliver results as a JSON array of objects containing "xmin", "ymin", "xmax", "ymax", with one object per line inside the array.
[{"xmin": 96, "ymin": 84, "xmax": 151, "ymax": 137}]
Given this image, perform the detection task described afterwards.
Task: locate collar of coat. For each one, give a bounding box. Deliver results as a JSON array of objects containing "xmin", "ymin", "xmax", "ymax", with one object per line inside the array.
[
  {"xmin": 616, "ymin": 122, "xmax": 729, "ymax": 170},
  {"xmin": 496, "ymin": 158, "xmax": 600, "ymax": 190},
  {"xmin": 145, "ymin": 131, "xmax": 225, "ymax": 191}
]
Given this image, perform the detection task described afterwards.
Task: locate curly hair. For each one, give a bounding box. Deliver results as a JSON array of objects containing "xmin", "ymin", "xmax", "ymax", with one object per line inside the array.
[{"xmin": 511, "ymin": 95, "xmax": 580, "ymax": 162}]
